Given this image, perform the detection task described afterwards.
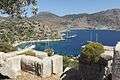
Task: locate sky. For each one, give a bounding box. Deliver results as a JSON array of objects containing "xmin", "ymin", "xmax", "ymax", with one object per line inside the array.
[{"xmin": 37, "ymin": 0, "xmax": 120, "ymax": 16}]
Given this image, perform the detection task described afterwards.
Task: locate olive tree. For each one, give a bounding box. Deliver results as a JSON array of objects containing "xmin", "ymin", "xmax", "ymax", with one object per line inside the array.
[
  {"xmin": 0, "ymin": 0, "xmax": 38, "ymax": 17},
  {"xmin": 81, "ymin": 42, "xmax": 105, "ymax": 63}
]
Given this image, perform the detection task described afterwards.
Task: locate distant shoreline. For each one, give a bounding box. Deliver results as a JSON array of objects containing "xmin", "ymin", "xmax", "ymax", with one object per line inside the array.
[
  {"xmin": 60, "ymin": 27, "xmax": 119, "ymax": 33},
  {"xmin": 13, "ymin": 38, "xmax": 65, "ymax": 47},
  {"xmin": 13, "ymin": 28, "xmax": 119, "ymax": 47}
]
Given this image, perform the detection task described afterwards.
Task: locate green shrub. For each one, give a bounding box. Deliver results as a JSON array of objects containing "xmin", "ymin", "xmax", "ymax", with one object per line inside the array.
[
  {"xmin": 63, "ymin": 56, "xmax": 79, "ymax": 70},
  {"xmin": 0, "ymin": 42, "xmax": 16, "ymax": 53},
  {"xmin": 81, "ymin": 42, "xmax": 105, "ymax": 63},
  {"xmin": 44, "ymin": 48, "xmax": 54, "ymax": 56}
]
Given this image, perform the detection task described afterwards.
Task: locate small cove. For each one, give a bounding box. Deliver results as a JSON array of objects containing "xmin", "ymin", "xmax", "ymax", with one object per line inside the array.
[{"xmin": 18, "ymin": 29, "xmax": 120, "ymax": 56}]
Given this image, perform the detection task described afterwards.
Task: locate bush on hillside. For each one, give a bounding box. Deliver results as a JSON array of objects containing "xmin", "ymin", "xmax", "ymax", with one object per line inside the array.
[
  {"xmin": 63, "ymin": 56, "xmax": 79, "ymax": 70},
  {"xmin": 44, "ymin": 48, "xmax": 54, "ymax": 56},
  {"xmin": 81, "ymin": 42, "xmax": 105, "ymax": 63},
  {"xmin": 0, "ymin": 42, "xmax": 16, "ymax": 53}
]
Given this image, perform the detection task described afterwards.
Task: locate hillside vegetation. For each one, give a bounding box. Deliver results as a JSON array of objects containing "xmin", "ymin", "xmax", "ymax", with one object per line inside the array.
[{"xmin": 1, "ymin": 9, "xmax": 120, "ymax": 44}]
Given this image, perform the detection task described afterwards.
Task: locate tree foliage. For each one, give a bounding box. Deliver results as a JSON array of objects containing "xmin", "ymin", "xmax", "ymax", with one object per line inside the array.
[
  {"xmin": 0, "ymin": 0, "xmax": 38, "ymax": 17},
  {"xmin": 44, "ymin": 48, "xmax": 54, "ymax": 56},
  {"xmin": 63, "ymin": 56, "xmax": 79, "ymax": 70},
  {"xmin": 81, "ymin": 42, "xmax": 105, "ymax": 63},
  {"xmin": 0, "ymin": 42, "xmax": 16, "ymax": 53}
]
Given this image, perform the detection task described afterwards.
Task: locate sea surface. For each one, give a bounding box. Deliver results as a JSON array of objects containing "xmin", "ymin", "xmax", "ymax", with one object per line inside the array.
[{"xmin": 18, "ymin": 29, "xmax": 120, "ymax": 56}]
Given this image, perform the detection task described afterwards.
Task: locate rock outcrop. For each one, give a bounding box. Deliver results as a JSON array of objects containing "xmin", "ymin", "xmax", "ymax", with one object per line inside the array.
[{"xmin": 112, "ymin": 42, "xmax": 120, "ymax": 80}]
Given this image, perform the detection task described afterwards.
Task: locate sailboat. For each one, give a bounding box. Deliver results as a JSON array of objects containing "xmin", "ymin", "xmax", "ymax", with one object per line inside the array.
[
  {"xmin": 25, "ymin": 43, "xmax": 36, "ymax": 49},
  {"xmin": 66, "ymin": 25, "xmax": 77, "ymax": 39},
  {"xmin": 87, "ymin": 30, "xmax": 93, "ymax": 43},
  {"xmin": 95, "ymin": 33, "xmax": 98, "ymax": 42},
  {"xmin": 66, "ymin": 26, "xmax": 70, "ymax": 39},
  {"xmin": 67, "ymin": 34, "xmax": 77, "ymax": 38}
]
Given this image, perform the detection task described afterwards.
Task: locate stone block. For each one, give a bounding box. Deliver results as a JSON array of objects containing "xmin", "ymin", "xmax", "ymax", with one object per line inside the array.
[
  {"xmin": 42, "ymin": 57, "xmax": 52, "ymax": 78},
  {"xmin": 32, "ymin": 50, "xmax": 48, "ymax": 59},
  {"xmin": 50, "ymin": 55, "xmax": 63, "ymax": 75},
  {"xmin": 21, "ymin": 55, "xmax": 42, "ymax": 75},
  {"xmin": 115, "ymin": 42, "xmax": 120, "ymax": 51},
  {"xmin": 0, "ymin": 56, "xmax": 21, "ymax": 78},
  {"xmin": 101, "ymin": 51, "xmax": 114, "ymax": 60}
]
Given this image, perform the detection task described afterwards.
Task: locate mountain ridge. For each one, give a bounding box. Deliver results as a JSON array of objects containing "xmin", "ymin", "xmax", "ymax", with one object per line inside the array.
[
  {"xmin": 28, "ymin": 8, "xmax": 120, "ymax": 29},
  {"xmin": 1, "ymin": 8, "xmax": 120, "ymax": 29}
]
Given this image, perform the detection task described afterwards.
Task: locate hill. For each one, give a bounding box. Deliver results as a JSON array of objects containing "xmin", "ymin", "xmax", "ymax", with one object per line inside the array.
[
  {"xmin": 62, "ymin": 9, "xmax": 120, "ymax": 29},
  {"xmin": 29, "ymin": 9, "xmax": 120, "ymax": 29},
  {"xmin": 1, "ymin": 9, "xmax": 120, "ymax": 29}
]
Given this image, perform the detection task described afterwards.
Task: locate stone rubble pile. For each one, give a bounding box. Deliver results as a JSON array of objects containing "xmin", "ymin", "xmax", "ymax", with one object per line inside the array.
[{"xmin": 0, "ymin": 49, "xmax": 63, "ymax": 79}]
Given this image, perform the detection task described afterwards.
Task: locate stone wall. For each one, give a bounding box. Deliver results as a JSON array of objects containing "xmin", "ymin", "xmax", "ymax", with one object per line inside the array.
[
  {"xmin": 21, "ymin": 55, "xmax": 43, "ymax": 75},
  {"xmin": 112, "ymin": 51, "xmax": 120, "ymax": 80},
  {"xmin": 0, "ymin": 56, "xmax": 21, "ymax": 78},
  {"xmin": 42, "ymin": 57, "xmax": 52, "ymax": 78},
  {"xmin": 79, "ymin": 58, "xmax": 107, "ymax": 80},
  {"xmin": 0, "ymin": 49, "xmax": 63, "ymax": 79},
  {"xmin": 50, "ymin": 55, "xmax": 63, "ymax": 76},
  {"xmin": 21, "ymin": 55, "xmax": 63, "ymax": 78}
]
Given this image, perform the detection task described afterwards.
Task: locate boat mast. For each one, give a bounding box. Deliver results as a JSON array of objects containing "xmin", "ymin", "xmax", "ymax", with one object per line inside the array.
[
  {"xmin": 67, "ymin": 25, "xmax": 70, "ymax": 38},
  {"xmin": 47, "ymin": 26, "xmax": 51, "ymax": 48},
  {"xmin": 96, "ymin": 33, "xmax": 98, "ymax": 42},
  {"xmin": 90, "ymin": 30, "xmax": 92, "ymax": 41},
  {"xmin": 44, "ymin": 25, "xmax": 50, "ymax": 49}
]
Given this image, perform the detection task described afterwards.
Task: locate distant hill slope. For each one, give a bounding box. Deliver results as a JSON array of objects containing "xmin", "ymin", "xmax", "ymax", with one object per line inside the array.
[
  {"xmin": 1, "ymin": 9, "xmax": 120, "ymax": 29},
  {"xmin": 62, "ymin": 9, "xmax": 120, "ymax": 29},
  {"xmin": 30, "ymin": 12, "xmax": 61, "ymax": 21}
]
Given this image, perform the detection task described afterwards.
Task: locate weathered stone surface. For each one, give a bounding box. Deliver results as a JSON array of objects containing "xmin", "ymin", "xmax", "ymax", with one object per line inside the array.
[
  {"xmin": 0, "ymin": 49, "xmax": 48, "ymax": 60},
  {"xmin": 112, "ymin": 50, "xmax": 120, "ymax": 80},
  {"xmin": 110, "ymin": 42, "xmax": 120, "ymax": 80},
  {"xmin": 0, "ymin": 49, "xmax": 33, "ymax": 60},
  {"xmin": 42, "ymin": 57, "xmax": 52, "ymax": 78},
  {"xmin": 21, "ymin": 55, "xmax": 42, "ymax": 75},
  {"xmin": 0, "ymin": 52, "xmax": 5, "ymax": 65},
  {"xmin": 0, "ymin": 56, "xmax": 21, "ymax": 78},
  {"xmin": 50, "ymin": 55, "xmax": 63, "ymax": 75},
  {"xmin": 32, "ymin": 50, "xmax": 48, "ymax": 59},
  {"xmin": 115, "ymin": 42, "xmax": 120, "ymax": 51},
  {"xmin": 101, "ymin": 51, "xmax": 114, "ymax": 60},
  {"xmin": 0, "ymin": 49, "xmax": 63, "ymax": 79},
  {"xmin": 104, "ymin": 46, "xmax": 114, "ymax": 51}
]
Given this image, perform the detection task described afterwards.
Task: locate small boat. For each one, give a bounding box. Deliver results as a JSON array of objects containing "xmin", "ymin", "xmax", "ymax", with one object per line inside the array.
[
  {"xmin": 71, "ymin": 34, "xmax": 77, "ymax": 38},
  {"xmin": 17, "ymin": 47, "xmax": 22, "ymax": 51},
  {"xmin": 25, "ymin": 44, "xmax": 36, "ymax": 49},
  {"xmin": 67, "ymin": 34, "xmax": 77, "ymax": 39},
  {"xmin": 61, "ymin": 33, "xmax": 66, "ymax": 36}
]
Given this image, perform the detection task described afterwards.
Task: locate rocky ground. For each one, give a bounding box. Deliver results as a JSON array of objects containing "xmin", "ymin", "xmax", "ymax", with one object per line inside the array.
[{"xmin": 12, "ymin": 71, "xmax": 60, "ymax": 80}]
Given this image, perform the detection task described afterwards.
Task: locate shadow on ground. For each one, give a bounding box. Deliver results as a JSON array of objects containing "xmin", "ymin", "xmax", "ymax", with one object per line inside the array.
[
  {"xmin": 60, "ymin": 68, "xmax": 81, "ymax": 80},
  {"xmin": 60, "ymin": 68, "xmax": 112, "ymax": 80},
  {"xmin": 0, "ymin": 73, "xmax": 10, "ymax": 79}
]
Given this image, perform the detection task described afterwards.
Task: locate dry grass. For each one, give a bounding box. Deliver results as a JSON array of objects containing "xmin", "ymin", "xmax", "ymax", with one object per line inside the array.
[
  {"xmin": 18, "ymin": 51, "xmax": 36, "ymax": 56},
  {"xmin": 11, "ymin": 71, "xmax": 60, "ymax": 80}
]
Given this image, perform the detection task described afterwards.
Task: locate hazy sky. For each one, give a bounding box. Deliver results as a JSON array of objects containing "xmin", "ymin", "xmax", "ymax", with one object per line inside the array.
[{"xmin": 37, "ymin": 0, "xmax": 120, "ymax": 16}]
